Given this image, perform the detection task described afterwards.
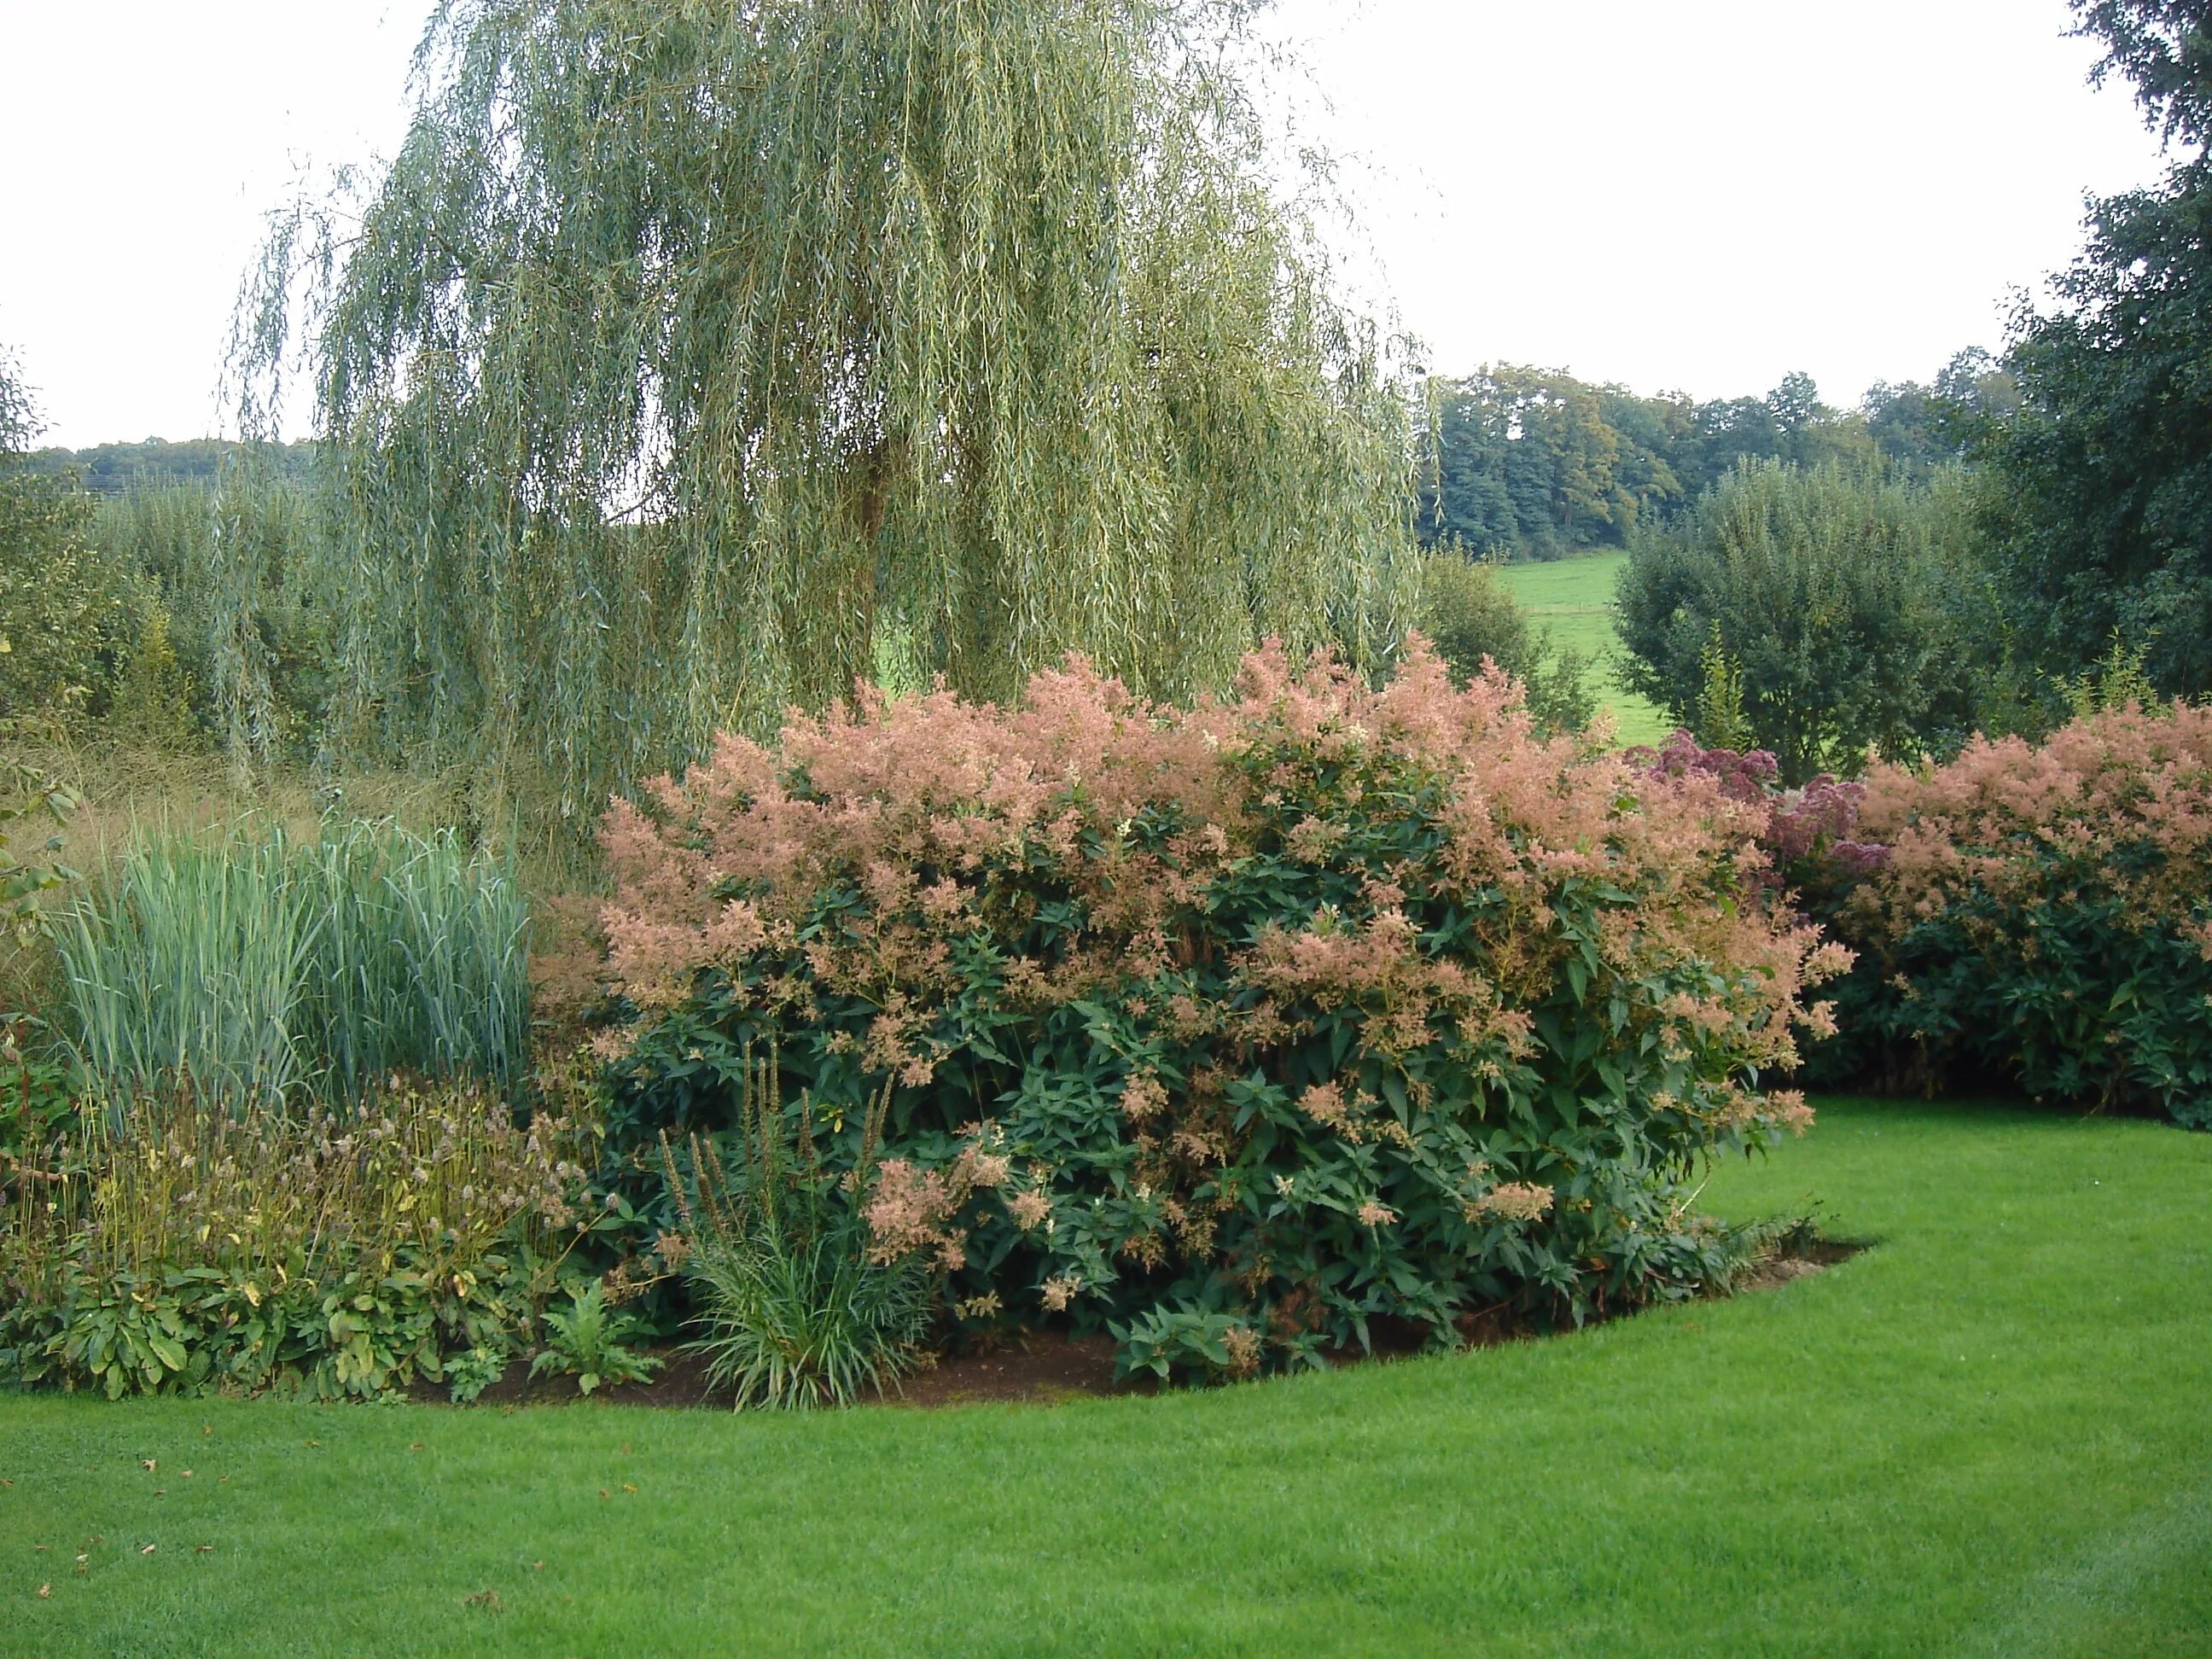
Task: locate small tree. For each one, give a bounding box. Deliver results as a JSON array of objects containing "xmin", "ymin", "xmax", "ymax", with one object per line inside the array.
[
  {"xmin": 0, "ymin": 349, "xmax": 131, "ymax": 724},
  {"xmin": 1615, "ymin": 461, "xmax": 1980, "ymax": 782},
  {"xmin": 107, "ymin": 603, "xmax": 199, "ymax": 753},
  {"xmin": 0, "ymin": 740, "xmax": 77, "ymax": 950},
  {"xmin": 1691, "ymin": 623, "xmax": 1752, "ymax": 753},
  {"xmin": 1415, "ymin": 551, "xmax": 1593, "ymax": 732}
]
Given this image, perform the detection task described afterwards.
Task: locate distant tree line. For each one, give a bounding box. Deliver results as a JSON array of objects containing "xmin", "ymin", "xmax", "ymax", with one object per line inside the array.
[
  {"xmin": 1416, "ymin": 354, "xmax": 2019, "ymax": 561},
  {"xmin": 21, "ymin": 437, "xmax": 317, "ymax": 495}
]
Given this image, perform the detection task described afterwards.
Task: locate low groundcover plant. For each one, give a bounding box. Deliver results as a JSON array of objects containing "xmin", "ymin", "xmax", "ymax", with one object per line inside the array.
[
  {"xmin": 528, "ymin": 1278, "xmax": 661, "ymax": 1396},
  {"xmin": 0, "ymin": 1076, "xmax": 585, "ymax": 1399},
  {"xmin": 594, "ymin": 638, "xmax": 1842, "ymax": 1382}
]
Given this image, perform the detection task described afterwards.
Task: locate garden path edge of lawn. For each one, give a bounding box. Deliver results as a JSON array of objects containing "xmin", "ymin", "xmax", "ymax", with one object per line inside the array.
[{"xmin": 0, "ymin": 1096, "xmax": 2207, "ymax": 1657}]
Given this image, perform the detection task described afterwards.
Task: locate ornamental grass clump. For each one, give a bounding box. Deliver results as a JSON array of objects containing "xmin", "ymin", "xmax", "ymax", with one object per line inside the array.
[
  {"xmin": 0, "ymin": 1078, "xmax": 584, "ymax": 1399},
  {"xmin": 597, "ymin": 639, "xmax": 1843, "ymax": 1380},
  {"xmin": 661, "ymin": 1052, "xmax": 934, "ymax": 1410},
  {"xmin": 58, "ymin": 818, "xmax": 530, "ymax": 1108},
  {"xmin": 1825, "ymin": 701, "xmax": 2212, "ymax": 1126}
]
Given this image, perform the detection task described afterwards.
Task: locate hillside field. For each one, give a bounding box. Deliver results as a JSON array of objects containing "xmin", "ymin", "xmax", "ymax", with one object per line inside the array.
[{"xmin": 1493, "ymin": 552, "xmax": 1673, "ymax": 747}]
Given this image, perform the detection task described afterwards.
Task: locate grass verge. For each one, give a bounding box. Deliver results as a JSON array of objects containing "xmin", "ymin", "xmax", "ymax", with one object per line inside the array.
[
  {"xmin": 1, "ymin": 1097, "xmax": 2207, "ymax": 1656},
  {"xmin": 1493, "ymin": 551, "xmax": 1672, "ymax": 746}
]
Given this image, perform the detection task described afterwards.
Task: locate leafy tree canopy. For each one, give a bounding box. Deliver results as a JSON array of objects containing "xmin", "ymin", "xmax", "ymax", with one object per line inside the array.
[
  {"xmin": 1615, "ymin": 461, "xmax": 1984, "ymax": 783},
  {"xmin": 1975, "ymin": 0, "xmax": 2212, "ymax": 695},
  {"xmin": 237, "ymin": 0, "xmax": 1419, "ymax": 823},
  {"xmin": 1412, "ymin": 551, "xmax": 1593, "ymax": 733},
  {"xmin": 1417, "ymin": 364, "xmax": 1948, "ymax": 562},
  {"xmin": 2076, "ymin": 0, "xmax": 2212, "ymax": 146},
  {"xmin": 1864, "ymin": 349, "xmax": 2023, "ymax": 483},
  {"xmin": 0, "ymin": 348, "xmax": 133, "ymax": 722},
  {"xmin": 22, "ymin": 438, "xmax": 317, "ymax": 495}
]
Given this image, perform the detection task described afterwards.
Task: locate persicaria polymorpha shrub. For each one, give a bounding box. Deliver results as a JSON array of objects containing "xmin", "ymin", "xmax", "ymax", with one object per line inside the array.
[
  {"xmin": 596, "ymin": 641, "xmax": 1843, "ymax": 1377},
  {"xmin": 1825, "ymin": 704, "xmax": 2212, "ymax": 1127}
]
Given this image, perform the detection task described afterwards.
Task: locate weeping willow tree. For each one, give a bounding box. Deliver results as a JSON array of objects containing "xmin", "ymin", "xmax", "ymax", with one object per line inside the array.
[{"xmin": 235, "ymin": 0, "xmax": 1418, "ymax": 824}]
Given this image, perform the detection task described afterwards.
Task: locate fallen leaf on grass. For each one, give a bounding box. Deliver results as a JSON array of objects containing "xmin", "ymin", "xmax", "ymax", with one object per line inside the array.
[
  {"xmin": 409, "ymin": 1443, "xmax": 424, "ymax": 1453},
  {"xmin": 531, "ymin": 1562, "xmax": 544, "ymax": 1573},
  {"xmin": 139, "ymin": 1545, "xmax": 156, "ymax": 1557},
  {"xmin": 201, "ymin": 1424, "xmax": 211, "ymax": 1437},
  {"xmin": 194, "ymin": 1545, "xmax": 213, "ymax": 1556},
  {"xmin": 37, "ymin": 1584, "xmax": 49, "ymax": 1598},
  {"xmin": 140, "ymin": 1460, "xmax": 156, "ymax": 1474},
  {"xmin": 463, "ymin": 1588, "xmax": 503, "ymax": 1611},
  {"xmin": 154, "ymin": 1489, "xmax": 165, "ymax": 1498},
  {"xmin": 180, "ymin": 1470, "xmax": 193, "ymax": 1480},
  {"xmin": 301, "ymin": 1439, "xmax": 321, "ymax": 1450},
  {"xmin": 3, "ymin": 1478, "xmax": 14, "ymax": 1488}
]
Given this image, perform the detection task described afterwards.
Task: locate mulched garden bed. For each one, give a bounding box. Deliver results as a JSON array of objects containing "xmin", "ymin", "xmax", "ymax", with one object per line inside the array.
[{"xmin": 427, "ymin": 1241, "xmax": 1866, "ymax": 1413}]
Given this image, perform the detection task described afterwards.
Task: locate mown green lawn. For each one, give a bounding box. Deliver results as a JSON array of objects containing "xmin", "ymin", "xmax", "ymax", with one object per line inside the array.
[
  {"xmin": 1493, "ymin": 551, "xmax": 1674, "ymax": 746},
  {"xmin": 3, "ymin": 1098, "xmax": 2209, "ymax": 1656}
]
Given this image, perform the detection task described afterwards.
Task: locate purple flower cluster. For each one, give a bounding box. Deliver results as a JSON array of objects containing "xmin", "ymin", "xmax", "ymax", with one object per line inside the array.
[{"xmin": 1631, "ymin": 731, "xmax": 1889, "ymax": 882}]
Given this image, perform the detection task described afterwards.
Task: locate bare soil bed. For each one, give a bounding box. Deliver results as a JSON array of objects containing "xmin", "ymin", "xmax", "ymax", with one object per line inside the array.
[{"xmin": 432, "ymin": 1242, "xmax": 1865, "ymax": 1413}]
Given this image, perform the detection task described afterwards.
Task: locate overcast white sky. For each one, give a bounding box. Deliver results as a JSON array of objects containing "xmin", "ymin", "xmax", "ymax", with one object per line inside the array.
[{"xmin": 0, "ymin": 0, "xmax": 2175, "ymax": 448}]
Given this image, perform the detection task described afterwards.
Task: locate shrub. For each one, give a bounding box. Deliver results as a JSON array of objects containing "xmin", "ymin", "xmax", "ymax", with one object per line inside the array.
[
  {"xmin": 444, "ymin": 1343, "xmax": 508, "ymax": 1404},
  {"xmin": 661, "ymin": 1056, "xmax": 935, "ymax": 1410},
  {"xmin": 528, "ymin": 1280, "xmax": 661, "ymax": 1396},
  {"xmin": 0, "ymin": 1078, "xmax": 584, "ymax": 1398},
  {"xmin": 1616, "ymin": 461, "xmax": 1984, "ymax": 782},
  {"xmin": 1415, "ymin": 552, "xmax": 1594, "ymax": 733},
  {"xmin": 1825, "ymin": 701, "xmax": 2212, "ymax": 1127},
  {"xmin": 0, "ymin": 1020, "xmax": 75, "ymax": 1156},
  {"xmin": 596, "ymin": 641, "xmax": 1842, "ymax": 1378},
  {"xmin": 0, "ymin": 731, "xmax": 78, "ymax": 950},
  {"xmin": 58, "ymin": 818, "xmax": 530, "ymax": 1107},
  {"xmin": 1628, "ymin": 731, "xmax": 1887, "ymax": 898},
  {"xmin": 88, "ymin": 476, "xmax": 331, "ymax": 763},
  {"xmin": 0, "ymin": 357, "xmax": 137, "ymax": 726},
  {"xmin": 107, "ymin": 602, "xmax": 199, "ymax": 754}
]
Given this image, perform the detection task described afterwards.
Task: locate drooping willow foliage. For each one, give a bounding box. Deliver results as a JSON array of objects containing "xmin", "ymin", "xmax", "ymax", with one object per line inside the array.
[
  {"xmin": 232, "ymin": 0, "xmax": 1419, "ymax": 824},
  {"xmin": 91, "ymin": 475, "xmax": 328, "ymax": 767}
]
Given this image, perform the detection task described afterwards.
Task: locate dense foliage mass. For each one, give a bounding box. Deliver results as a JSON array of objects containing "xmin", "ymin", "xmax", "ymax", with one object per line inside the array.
[
  {"xmin": 593, "ymin": 642, "xmax": 1840, "ymax": 1377},
  {"xmin": 57, "ymin": 821, "xmax": 530, "ymax": 1109},
  {"xmin": 22, "ymin": 438, "xmax": 316, "ymax": 495},
  {"xmin": 88, "ymin": 479, "xmax": 329, "ymax": 763},
  {"xmin": 0, "ymin": 1080, "xmax": 585, "ymax": 1399},
  {"xmin": 1644, "ymin": 712, "xmax": 2212, "ymax": 1131},
  {"xmin": 1616, "ymin": 462, "xmax": 1996, "ymax": 782},
  {"xmin": 238, "ymin": 0, "xmax": 1418, "ymax": 824},
  {"xmin": 1972, "ymin": 0, "xmax": 2212, "ymax": 698},
  {"xmin": 1413, "ymin": 552, "xmax": 1594, "ymax": 733},
  {"xmin": 1828, "ymin": 703, "xmax": 2212, "ymax": 1127},
  {"xmin": 14, "ymin": 0, "xmax": 2212, "ymax": 1429},
  {"xmin": 0, "ymin": 352, "xmax": 300, "ymax": 760},
  {"xmin": 0, "ymin": 352, "xmax": 136, "ymax": 723}
]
